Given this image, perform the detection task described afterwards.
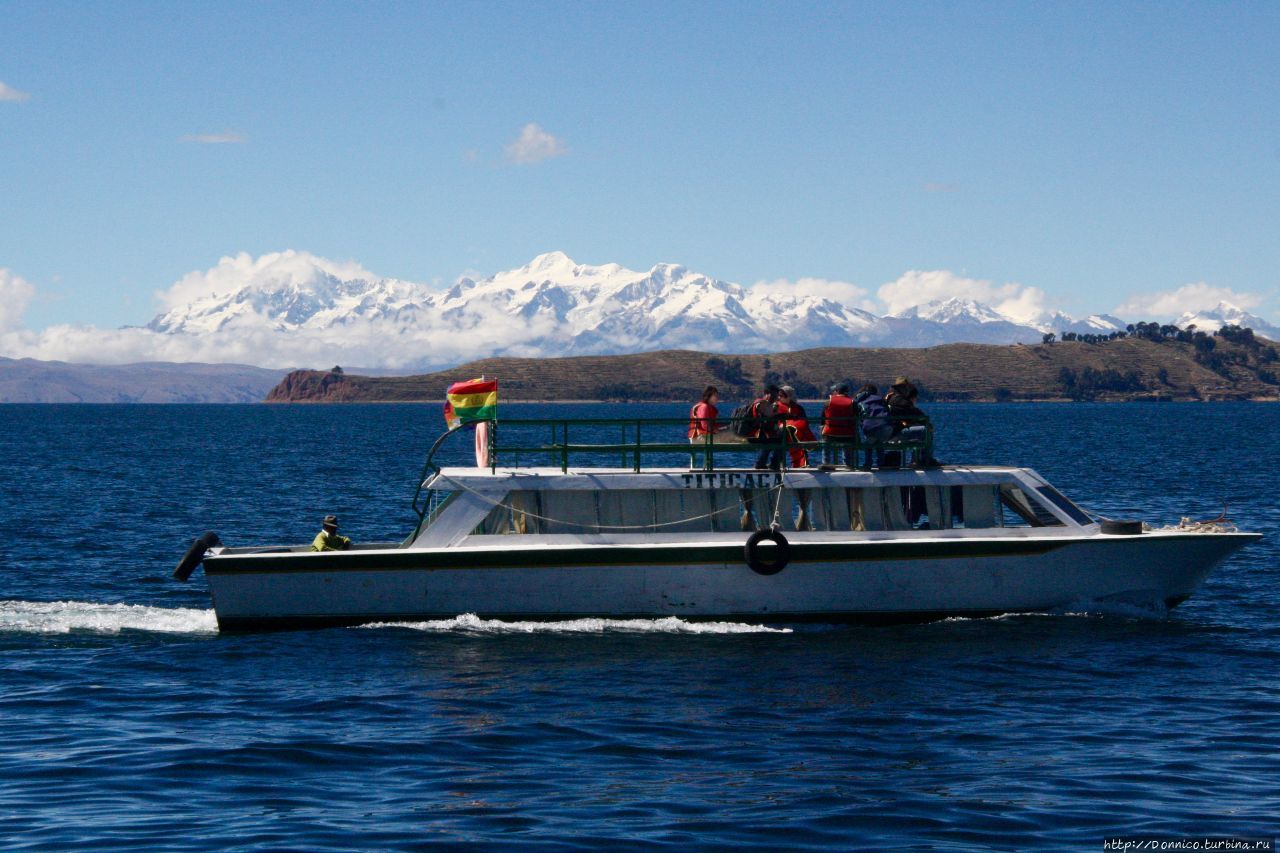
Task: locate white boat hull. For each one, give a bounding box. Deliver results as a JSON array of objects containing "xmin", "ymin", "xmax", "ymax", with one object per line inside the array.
[{"xmin": 203, "ymin": 531, "xmax": 1255, "ymax": 630}]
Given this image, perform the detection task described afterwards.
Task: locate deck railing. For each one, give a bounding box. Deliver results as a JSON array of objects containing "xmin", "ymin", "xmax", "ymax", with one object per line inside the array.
[{"xmin": 411, "ymin": 414, "xmax": 933, "ymax": 524}]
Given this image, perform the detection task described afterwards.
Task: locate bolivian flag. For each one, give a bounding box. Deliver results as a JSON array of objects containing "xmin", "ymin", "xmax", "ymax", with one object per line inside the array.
[{"xmin": 444, "ymin": 378, "xmax": 498, "ymax": 428}]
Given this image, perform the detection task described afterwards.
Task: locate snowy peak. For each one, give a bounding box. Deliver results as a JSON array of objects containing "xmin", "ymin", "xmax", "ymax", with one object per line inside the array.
[
  {"xmin": 893, "ymin": 297, "xmax": 1009, "ymax": 325},
  {"xmin": 139, "ymin": 250, "xmax": 1278, "ymax": 368},
  {"xmin": 1176, "ymin": 302, "xmax": 1280, "ymax": 337},
  {"xmin": 147, "ymin": 250, "xmax": 433, "ymax": 335}
]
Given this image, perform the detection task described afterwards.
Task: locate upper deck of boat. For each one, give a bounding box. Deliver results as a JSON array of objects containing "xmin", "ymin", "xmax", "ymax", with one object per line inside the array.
[{"xmin": 428, "ymin": 464, "xmax": 1039, "ymax": 489}]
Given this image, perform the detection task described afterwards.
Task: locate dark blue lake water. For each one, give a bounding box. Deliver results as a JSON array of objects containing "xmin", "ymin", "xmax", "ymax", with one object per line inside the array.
[{"xmin": 1, "ymin": 402, "xmax": 1277, "ymax": 849}]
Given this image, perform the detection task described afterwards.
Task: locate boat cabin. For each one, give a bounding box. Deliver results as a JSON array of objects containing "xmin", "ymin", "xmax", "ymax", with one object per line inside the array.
[{"xmin": 411, "ymin": 466, "xmax": 1096, "ymax": 548}]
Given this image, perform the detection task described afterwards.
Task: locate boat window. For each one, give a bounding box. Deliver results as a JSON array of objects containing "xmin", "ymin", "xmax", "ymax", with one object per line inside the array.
[
  {"xmin": 474, "ymin": 491, "xmax": 539, "ymax": 534},
  {"xmin": 956, "ymin": 486, "xmax": 1000, "ymax": 529},
  {"xmin": 1034, "ymin": 485, "xmax": 1093, "ymax": 526},
  {"xmin": 473, "ymin": 489, "xmax": 745, "ymax": 535},
  {"xmin": 422, "ymin": 489, "xmax": 457, "ymax": 529},
  {"xmin": 999, "ymin": 484, "xmax": 1064, "ymax": 527}
]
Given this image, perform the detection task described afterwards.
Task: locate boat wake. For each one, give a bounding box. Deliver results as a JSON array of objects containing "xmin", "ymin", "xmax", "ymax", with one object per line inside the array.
[
  {"xmin": 0, "ymin": 600, "xmax": 218, "ymax": 635},
  {"xmin": 362, "ymin": 613, "xmax": 792, "ymax": 635}
]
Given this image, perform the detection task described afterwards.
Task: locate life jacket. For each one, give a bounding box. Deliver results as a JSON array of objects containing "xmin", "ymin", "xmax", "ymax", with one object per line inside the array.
[
  {"xmin": 780, "ymin": 401, "xmax": 816, "ymax": 442},
  {"xmin": 821, "ymin": 394, "xmax": 856, "ymax": 436},
  {"xmin": 747, "ymin": 397, "xmax": 778, "ymax": 439},
  {"xmin": 687, "ymin": 401, "xmax": 719, "ymax": 438}
]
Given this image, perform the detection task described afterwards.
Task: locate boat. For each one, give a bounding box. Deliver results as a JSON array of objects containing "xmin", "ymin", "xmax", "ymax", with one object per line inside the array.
[{"xmin": 175, "ymin": 413, "xmax": 1260, "ymax": 631}]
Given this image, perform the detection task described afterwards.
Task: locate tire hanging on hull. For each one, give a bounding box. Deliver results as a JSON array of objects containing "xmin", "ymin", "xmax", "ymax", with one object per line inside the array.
[
  {"xmin": 745, "ymin": 529, "xmax": 790, "ymax": 575},
  {"xmin": 174, "ymin": 532, "xmax": 221, "ymax": 581}
]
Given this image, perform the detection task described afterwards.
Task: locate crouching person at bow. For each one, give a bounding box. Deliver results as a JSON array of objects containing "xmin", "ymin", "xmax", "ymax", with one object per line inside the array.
[{"xmin": 311, "ymin": 514, "xmax": 352, "ymax": 551}]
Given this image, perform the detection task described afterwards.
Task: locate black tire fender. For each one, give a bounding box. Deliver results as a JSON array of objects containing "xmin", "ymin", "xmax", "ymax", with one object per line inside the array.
[
  {"xmin": 1099, "ymin": 520, "xmax": 1144, "ymax": 536},
  {"xmin": 173, "ymin": 531, "xmax": 222, "ymax": 581},
  {"xmin": 745, "ymin": 529, "xmax": 790, "ymax": 576}
]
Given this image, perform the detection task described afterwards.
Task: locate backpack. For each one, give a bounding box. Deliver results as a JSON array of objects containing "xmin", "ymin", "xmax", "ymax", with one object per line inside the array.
[{"xmin": 730, "ymin": 402, "xmax": 760, "ymax": 437}]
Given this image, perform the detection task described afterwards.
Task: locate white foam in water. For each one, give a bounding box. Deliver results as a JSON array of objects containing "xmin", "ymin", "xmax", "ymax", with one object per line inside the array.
[
  {"xmin": 363, "ymin": 612, "xmax": 791, "ymax": 635},
  {"xmin": 0, "ymin": 600, "xmax": 218, "ymax": 635}
]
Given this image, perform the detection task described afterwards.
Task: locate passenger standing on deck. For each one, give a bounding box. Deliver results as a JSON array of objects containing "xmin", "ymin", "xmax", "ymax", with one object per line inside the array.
[
  {"xmin": 687, "ymin": 385, "xmax": 724, "ymax": 468},
  {"xmin": 310, "ymin": 515, "xmax": 352, "ymax": 551},
  {"xmin": 854, "ymin": 383, "xmax": 894, "ymax": 469},
  {"xmin": 820, "ymin": 383, "xmax": 858, "ymax": 469},
  {"xmin": 884, "ymin": 377, "xmax": 928, "ymax": 467},
  {"xmin": 747, "ymin": 384, "xmax": 785, "ymax": 471},
  {"xmin": 778, "ymin": 385, "xmax": 817, "ymax": 530},
  {"xmin": 777, "ymin": 386, "xmax": 816, "ymax": 468}
]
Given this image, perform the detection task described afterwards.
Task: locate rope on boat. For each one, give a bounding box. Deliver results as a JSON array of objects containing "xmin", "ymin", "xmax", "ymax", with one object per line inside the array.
[
  {"xmin": 434, "ymin": 473, "xmax": 790, "ymax": 532},
  {"xmin": 1144, "ymin": 517, "xmax": 1239, "ymax": 534}
]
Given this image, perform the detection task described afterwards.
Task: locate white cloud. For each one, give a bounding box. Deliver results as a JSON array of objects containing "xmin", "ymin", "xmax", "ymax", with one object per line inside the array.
[
  {"xmin": 1113, "ymin": 282, "xmax": 1263, "ymax": 320},
  {"xmin": 155, "ymin": 250, "xmax": 379, "ymax": 310},
  {"xmin": 179, "ymin": 131, "xmax": 246, "ymax": 144},
  {"xmin": 750, "ymin": 277, "xmax": 875, "ymax": 311},
  {"xmin": 923, "ymin": 182, "xmax": 958, "ymax": 193},
  {"xmin": 877, "ymin": 269, "xmax": 1050, "ymax": 324},
  {"xmin": 504, "ymin": 123, "xmax": 566, "ymax": 165},
  {"xmin": 0, "ymin": 81, "xmax": 31, "ymax": 103},
  {"xmin": 0, "ymin": 307, "xmax": 563, "ymax": 370},
  {"xmin": 0, "ymin": 268, "xmax": 36, "ymax": 331}
]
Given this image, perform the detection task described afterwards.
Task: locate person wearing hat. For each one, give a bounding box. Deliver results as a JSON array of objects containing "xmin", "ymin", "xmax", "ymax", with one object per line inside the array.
[
  {"xmin": 885, "ymin": 376, "xmax": 927, "ymax": 467},
  {"xmin": 310, "ymin": 515, "xmax": 352, "ymax": 552}
]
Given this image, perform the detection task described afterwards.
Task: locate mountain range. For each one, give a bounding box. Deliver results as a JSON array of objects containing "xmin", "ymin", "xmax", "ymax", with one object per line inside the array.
[
  {"xmin": 0, "ymin": 358, "xmax": 286, "ymax": 403},
  {"xmin": 146, "ymin": 250, "xmax": 1279, "ymax": 370}
]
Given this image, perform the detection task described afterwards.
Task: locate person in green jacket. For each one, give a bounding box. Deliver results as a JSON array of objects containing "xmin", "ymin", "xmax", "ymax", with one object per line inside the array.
[{"xmin": 310, "ymin": 515, "xmax": 352, "ymax": 551}]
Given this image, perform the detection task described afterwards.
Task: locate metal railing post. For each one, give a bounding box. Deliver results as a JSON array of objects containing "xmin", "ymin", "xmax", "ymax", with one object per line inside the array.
[{"xmin": 633, "ymin": 419, "xmax": 642, "ymax": 472}]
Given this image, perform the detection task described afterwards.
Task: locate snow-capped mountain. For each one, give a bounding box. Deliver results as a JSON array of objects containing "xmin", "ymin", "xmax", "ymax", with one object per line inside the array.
[
  {"xmin": 137, "ymin": 251, "xmax": 1270, "ymax": 369},
  {"xmin": 1175, "ymin": 302, "xmax": 1280, "ymax": 339},
  {"xmin": 147, "ymin": 252, "xmax": 433, "ymax": 335}
]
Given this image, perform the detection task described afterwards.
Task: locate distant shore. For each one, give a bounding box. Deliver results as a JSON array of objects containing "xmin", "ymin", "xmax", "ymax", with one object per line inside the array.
[{"xmin": 265, "ymin": 337, "xmax": 1280, "ymax": 405}]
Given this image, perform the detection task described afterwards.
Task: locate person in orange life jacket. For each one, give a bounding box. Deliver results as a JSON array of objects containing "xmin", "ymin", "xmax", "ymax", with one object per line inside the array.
[
  {"xmin": 777, "ymin": 386, "xmax": 816, "ymax": 469},
  {"xmin": 747, "ymin": 384, "xmax": 785, "ymax": 471},
  {"xmin": 687, "ymin": 385, "xmax": 726, "ymax": 468},
  {"xmin": 820, "ymin": 382, "xmax": 858, "ymax": 468}
]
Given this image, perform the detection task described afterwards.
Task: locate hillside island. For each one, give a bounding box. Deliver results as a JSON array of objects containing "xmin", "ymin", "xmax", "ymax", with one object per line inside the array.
[{"xmin": 266, "ymin": 324, "xmax": 1280, "ymax": 404}]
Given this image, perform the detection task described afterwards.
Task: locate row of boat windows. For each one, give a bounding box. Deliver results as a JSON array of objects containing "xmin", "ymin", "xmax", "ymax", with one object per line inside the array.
[{"xmin": 461, "ymin": 484, "xmax": 1082, "ymax": 535}]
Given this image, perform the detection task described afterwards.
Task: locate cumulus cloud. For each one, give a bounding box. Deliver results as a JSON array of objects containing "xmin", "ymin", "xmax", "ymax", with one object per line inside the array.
[
  {"xmin": 0, "ymin": 268, "xmax": 36, "ymax": 331},
  {"xmin": 1113, "ymin": 282, "xmax": 1264, "ymax": 320},
  {"xmin": 750, "ymin": 277, "xmax": 876, "ymax": 311},
  {"xmin": 0, "ymin": 81, "xmax": 31, "ymax": 103},
  {"xmin": 504, "ymin": 123, "xmax": 566, "ymax": 164},
  {"xmin": 877, "ymin": 270, "xmax": 1050, "ymax": 324},
  {"xmin": 179, "ymin": 131, "xmax": 246, "ymax": 144},
  {"xmin": 156, "ymin": 250, "xmax": 379, "ymax": 310}
]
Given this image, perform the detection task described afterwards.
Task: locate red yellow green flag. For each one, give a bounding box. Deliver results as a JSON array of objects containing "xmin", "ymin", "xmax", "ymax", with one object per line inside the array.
[{"xmin": 444, "ymin": 378, "xmax": 498, "ymax": 428}]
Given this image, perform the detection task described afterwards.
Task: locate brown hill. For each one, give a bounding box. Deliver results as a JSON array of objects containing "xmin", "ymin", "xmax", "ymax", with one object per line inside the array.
[{"xmin": 265, "ymin": 337, "xmax": 1280, "ymax": 403}]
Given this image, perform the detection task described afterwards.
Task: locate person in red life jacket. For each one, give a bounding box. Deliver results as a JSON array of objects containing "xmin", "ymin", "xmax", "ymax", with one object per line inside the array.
[
  {"xmin": 777, "ymin": 385, "xmax": 817, "ymax": 529},
  {"xmin": 820, "ymin": 382, "xmax": 858, "ymax": 469},
  {"xmin": 748, "ymin": 384, "xmax": 785, "ymax": 471},
  {"xmin": 687, "ymin": 385, "xmax": 725, "ymax": 468},
  {"xmin": 777, "ymin": 385, "xmax": 816, "ymax": 468}
]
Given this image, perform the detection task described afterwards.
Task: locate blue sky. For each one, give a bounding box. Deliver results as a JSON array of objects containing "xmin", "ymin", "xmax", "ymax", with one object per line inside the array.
[{"xmin": 2, "ymin": 0, "xmax": 1279, "ymax": 334}]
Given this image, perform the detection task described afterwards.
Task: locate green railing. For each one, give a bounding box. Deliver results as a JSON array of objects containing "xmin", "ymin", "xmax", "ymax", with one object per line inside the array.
[{"xmin": 410, "ymin": 415, "xmax": 934, "ymax": 530}]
